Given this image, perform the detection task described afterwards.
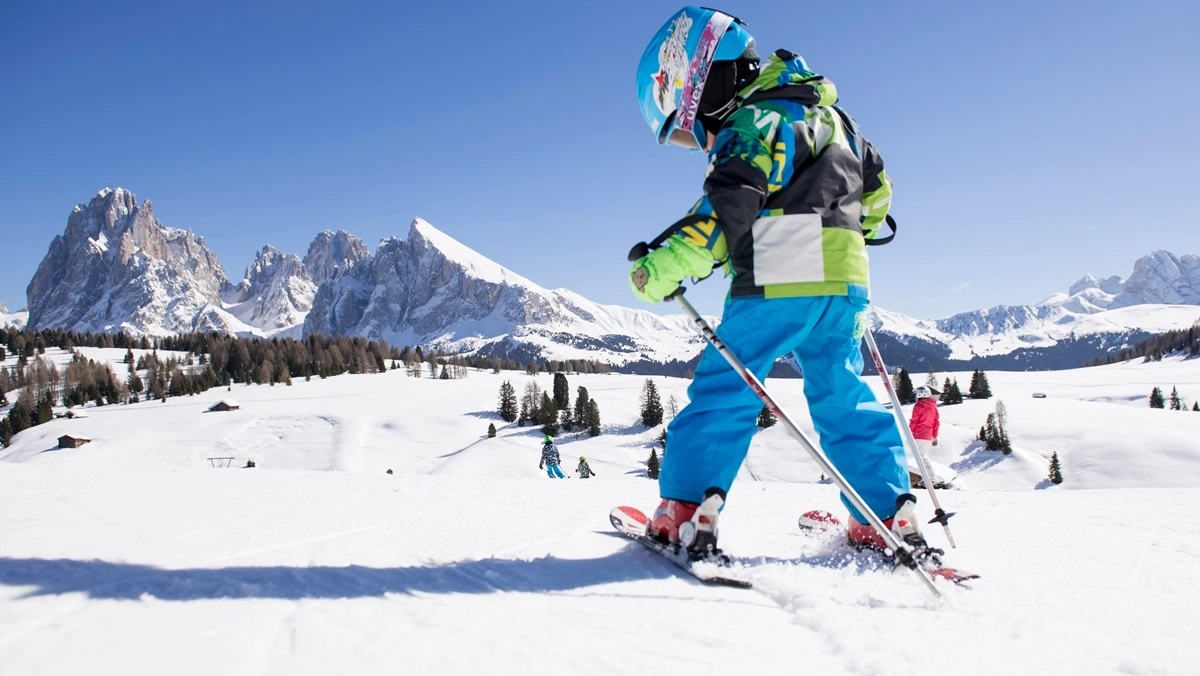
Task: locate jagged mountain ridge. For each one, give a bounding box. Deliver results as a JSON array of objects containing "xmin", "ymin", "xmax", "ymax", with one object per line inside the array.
[
  {"xmin": 869, "ymin": 251, "xmax": 1200, "ymax": 369},
  {"xmin": 303, "ymin": 218, "xmax": 707, "ymax": 367},
  {"xmin": 25, "ymin": 188, "xmax": 242, "ymax": 336},
  {"xmin": 17, "ymin": 188, "xmax": 1200, "ymax": 371}
]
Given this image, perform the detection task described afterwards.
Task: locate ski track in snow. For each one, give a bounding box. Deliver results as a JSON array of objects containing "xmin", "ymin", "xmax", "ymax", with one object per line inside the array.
[{"xmin": 2, "ymin": 350, "xmax": 1200, "ymax": 674}]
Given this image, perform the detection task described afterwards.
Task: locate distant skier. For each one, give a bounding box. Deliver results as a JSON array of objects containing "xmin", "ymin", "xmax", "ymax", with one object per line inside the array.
[
  {"xmin": 576, "ymin": 456, "xmax": 597, "ymax": 479},
  {"xmin": 629, "ymin": 7, "xmax": 928, "ymax": 559},
  {"xmin": 539, "ymin": 435, "xmax": 566, "ymax": 479},
  {"xmin": 909, "ymin": 386, "xmax": 943, "ymax": 486}
]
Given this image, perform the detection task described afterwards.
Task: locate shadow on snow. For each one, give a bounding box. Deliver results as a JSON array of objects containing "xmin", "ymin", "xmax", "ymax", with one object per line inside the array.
[{"xmin": 0, "ymin": 550, "xmax": 677, "ymax": 602}]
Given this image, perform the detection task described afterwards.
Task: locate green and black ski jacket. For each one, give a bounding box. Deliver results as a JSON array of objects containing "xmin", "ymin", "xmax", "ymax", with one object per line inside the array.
[{"xmin": 674, "ymin": 50, "xmax": 894, "ymax": 300}]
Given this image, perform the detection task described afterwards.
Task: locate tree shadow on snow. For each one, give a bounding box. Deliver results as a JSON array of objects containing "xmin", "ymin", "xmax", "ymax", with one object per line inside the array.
[
  {"xmin": 0, "ymin": 551, "xmax": 678, "ymax": 602},
  {"xmin": 950, "ymin": 440, "xmax": 1007, "ymax": 474}
]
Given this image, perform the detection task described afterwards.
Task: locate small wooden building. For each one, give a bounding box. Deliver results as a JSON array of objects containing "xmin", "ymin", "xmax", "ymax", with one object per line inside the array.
[
  {"xmin": 58, "ymin": 435, "xmax": 91, "ymax": 449},
  {"xmin": 208, "ymin": 399, "xmax": 241, "ymax": 412}
]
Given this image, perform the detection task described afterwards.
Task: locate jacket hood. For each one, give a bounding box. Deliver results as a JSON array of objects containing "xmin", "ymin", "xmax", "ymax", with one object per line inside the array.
[{"xmin": 737, "ymin": 49, "xmax": 839, "ymax": 108}]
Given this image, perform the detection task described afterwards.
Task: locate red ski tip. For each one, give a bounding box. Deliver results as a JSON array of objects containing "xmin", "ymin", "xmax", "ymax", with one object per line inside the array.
[
  {"xmin": 797, "ymin": 509, "xmax": 841, "ymax": 533},
  {"xmin": 929, "ymin": 567, "xmax": 980, "ymax": 584}
]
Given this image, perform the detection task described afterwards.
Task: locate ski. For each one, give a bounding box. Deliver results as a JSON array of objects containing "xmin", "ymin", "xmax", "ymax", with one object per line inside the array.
[
  {"xmin": 797, "ymin": 509, "xmax": 980, "ymax": 586},
  {"xmin": 609, "ymin": 506, "xmax": 752, "ymax": 588}
]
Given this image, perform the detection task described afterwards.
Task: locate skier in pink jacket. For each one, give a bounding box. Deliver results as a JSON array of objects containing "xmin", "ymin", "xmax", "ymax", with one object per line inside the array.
[{"xmin": 909, "ymin": 386, "xmax": 942, "ymax": 485}]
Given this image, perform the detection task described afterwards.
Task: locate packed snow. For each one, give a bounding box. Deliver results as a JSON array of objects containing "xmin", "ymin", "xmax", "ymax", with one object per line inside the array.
[{"xmin": 2, "ymin": 348, "xmax": 1199, "ymax": 675}]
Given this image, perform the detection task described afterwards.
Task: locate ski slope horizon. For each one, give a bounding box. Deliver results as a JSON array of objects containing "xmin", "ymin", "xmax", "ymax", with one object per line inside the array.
[{"xmin": 2, "ymin": 349, "xmax": 1199, "ymax": 674}]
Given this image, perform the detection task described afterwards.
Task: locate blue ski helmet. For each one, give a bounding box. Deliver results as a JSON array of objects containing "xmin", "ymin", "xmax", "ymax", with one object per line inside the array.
[{"xmin": 636, "ymin": 7, "xmax": 756, "ymax": 149}]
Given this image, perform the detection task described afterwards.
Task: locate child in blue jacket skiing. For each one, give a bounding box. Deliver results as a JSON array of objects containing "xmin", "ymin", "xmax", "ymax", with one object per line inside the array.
[
  {"xmin": 630, "ymin": 6, "xmax": 925, "ymax": 559},
  {"xmin": 539, "ymin": 435, "xmax": 566, "ymax": 479}
]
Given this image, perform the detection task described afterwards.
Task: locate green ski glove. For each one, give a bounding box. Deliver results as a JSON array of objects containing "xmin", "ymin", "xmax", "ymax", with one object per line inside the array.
[{"xmin": 628, "ymin": 234, "xmax": 715, "ymax": 303}]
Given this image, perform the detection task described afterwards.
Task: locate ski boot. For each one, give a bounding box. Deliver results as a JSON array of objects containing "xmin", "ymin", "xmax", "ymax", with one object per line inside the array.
[
  {"xmin": 648, "ymin": 487, "xmax": 726, "ymax": 562},
  {"xmin": 847, "ymin": 493, "xmax": 944, "ymax": 565}
]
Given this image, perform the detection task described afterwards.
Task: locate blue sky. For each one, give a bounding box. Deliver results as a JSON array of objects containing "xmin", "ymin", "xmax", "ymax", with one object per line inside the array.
[{"xmin": 2, "ymin": 1, "xmax": 1197, "ymax": 321}]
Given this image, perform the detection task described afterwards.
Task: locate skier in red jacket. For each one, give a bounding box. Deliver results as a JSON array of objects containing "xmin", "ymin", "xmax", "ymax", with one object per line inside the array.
[{"xmin": 909, "ymin": 386, "xmax": 942, "ymax": 485}]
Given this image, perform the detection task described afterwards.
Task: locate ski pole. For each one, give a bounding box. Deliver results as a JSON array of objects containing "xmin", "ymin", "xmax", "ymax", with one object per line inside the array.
[
  {"xmin": 663, "ymin": 286, "xmax": 940, "ymax": 597},
  {"xmin": 862, "ymin": 326, "xmax": 957, "ymax": 548}
]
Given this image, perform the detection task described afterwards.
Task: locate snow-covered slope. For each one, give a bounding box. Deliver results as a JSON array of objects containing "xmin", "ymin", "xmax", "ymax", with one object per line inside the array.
[{"xmin": 1, "ymin": 353, "xmax": 1198, "ymax": 674}]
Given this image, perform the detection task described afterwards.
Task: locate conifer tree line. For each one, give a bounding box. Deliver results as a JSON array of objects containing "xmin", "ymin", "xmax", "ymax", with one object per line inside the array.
[
  {"xmin": 1, "ymin": 326, "xmax": 620, "ymax": 448},
  {"xmin": 1148, "ymin": 386, "xmax": 1198, "ymax": 410},
  {"xmin": 496, "ymin": 373, "xmax": 601, "ymax": 438},
  {"xmin": 1088, "ymin": 323, "xmax": 1200, "ymax": 366},
  {"xmin": 891, "ymin": 367, "xmax": 977, "ymax": 405}
]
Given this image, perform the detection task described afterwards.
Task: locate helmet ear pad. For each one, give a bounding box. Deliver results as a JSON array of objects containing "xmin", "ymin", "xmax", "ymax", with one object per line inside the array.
[{"xmin": 696, "ymin": 57, "xmax": 760, "ymax": 133}]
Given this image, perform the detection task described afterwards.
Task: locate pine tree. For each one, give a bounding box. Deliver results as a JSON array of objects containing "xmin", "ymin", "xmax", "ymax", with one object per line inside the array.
[
  {"xmin": 538, "ymin": 393, "xmax": 559, "ymax": 436},
  {"xmin": 647, "ymin": 448, "xmax": 660, "ymax": 479},
  {"xmin": 640, "ymin": 379, "xmax": 664, "ymax": 427},
  {"xmin": 947, "ymin": 379, "xmax": 964, "ymax": 404},
  {"xmin": 574, "ymin": 386, "xmax": 591, "ymax": 426},
  {"xmin": 1170, "ymin": 387, "xmax": 1182, "ymax": 411},
  {"xmin": 757, "ymin": 405, "xmax": 777, "ymax": 428},
  {"xmin": 1149, "ymin": 387, "xmax": 1165, "ymax": 409},
  {"xmin": 1194, "ymin": 402, "xmax": 1199, "ymax": 412},
  {"xmin": 585, "ymin": 399, "xmax": 602, "ymax": 437},
  {"xmin": 894, "ymin": 368, "xmax": 915, "ymax": 404},
  {"xmin": 1048, "ymin": 452, "xmax": 1064, "ymax": 484},
  {"xmin": 983, "ymin": 412, "xmax": 1002, "ymax": 450},
  {"xmin": 969, "ymin": 370, "xmax": 993, "ymax": 399},
  {"xmin": 940, "ymin": 377, "xmax": 953, "ymax": 405},
  {"xmin": 487, "ymin": 423, "xmax": 497, "ymax": 438},
  {"xmin": 498, "ymin": 380, "xmax": 518, "ymax": 422},
  {"xmin": 0, "ymin": 417, "xmax": 10, "ymax": 447},
  {"xmin": 552, "ymin": 372, "xmax": 570, "ymax": 410}
]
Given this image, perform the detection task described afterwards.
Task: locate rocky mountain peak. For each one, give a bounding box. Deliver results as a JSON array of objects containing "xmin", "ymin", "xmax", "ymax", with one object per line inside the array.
[
  {"xmin": 304, "ymin": 230, "xmax": 371, "ymax": 286},
  {"xmin": 25, "ymin": 187, "xmax": 234, "ymax": 335},
  {"xmin": 224, "ymin": 245, "xmax": 316, "ymax": 330}
]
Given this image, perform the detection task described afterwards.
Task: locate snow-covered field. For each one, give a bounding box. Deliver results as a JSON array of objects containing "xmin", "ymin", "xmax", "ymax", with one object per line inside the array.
[{"xmin": 2, "ymin": 349, "xmax": 1199, "ymax": 675}]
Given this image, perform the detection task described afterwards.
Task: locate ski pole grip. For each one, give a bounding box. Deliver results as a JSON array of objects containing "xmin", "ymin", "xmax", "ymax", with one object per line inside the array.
[{"xmin": 628, "ymin": 242, "xmax": 651, "ymax": 262}]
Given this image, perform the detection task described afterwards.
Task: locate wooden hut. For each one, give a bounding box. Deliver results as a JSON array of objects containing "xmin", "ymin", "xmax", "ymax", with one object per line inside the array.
[{"xmin": 58, "ymin": 435, "xmax": 91, "ymax": 449}]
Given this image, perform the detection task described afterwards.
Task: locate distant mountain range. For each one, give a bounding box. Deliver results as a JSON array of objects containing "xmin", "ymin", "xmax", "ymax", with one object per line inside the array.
[{"xmin": 6, "ymin": 188, "xmax": 1200, "ymax": 372}]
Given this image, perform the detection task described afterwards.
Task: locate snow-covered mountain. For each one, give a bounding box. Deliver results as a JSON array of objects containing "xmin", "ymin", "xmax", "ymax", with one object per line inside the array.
[
  {"xmin": 870, "ymin": 251, "xmax": 1200, "ymax": 370},
  {"xmin": 303, "ymin": 230, "xmax": 372, "ymax": 286},
  {"xmin": 0, "ymin": 302, "xmax": 26, "ymax": 331},
  {"xmin": 223, "ymin": 245, "xmax": 316, "ymax": 333},
  {"xmin": 19, "ymin": 188, "xmax": 1200, "ymax": 371},
  {"xmin": 24, "ymin": 189, "xmax": 317, "ymax": 339},
  {"xmin": 304, "ymin": 218, "xmax": 706, "ymax": 368},
  {"xmin": 24, "ymin": 188, "xmax": 246, "ymax": 336}
]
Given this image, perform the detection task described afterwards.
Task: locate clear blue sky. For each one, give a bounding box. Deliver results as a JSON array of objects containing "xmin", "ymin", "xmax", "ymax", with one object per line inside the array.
[{"xmin": 2, "ymin": 1, "xmax": 1198, "ymax": 320}]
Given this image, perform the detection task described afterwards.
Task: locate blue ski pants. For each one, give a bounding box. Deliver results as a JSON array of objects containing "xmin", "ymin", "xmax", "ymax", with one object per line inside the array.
[
  {"xmin": 546, "ymin": 464, "xmax": 565, "ymax": 479},
  {"xmin": 660, "ymin": 295, "xmax": 908, "ymax": 523}
]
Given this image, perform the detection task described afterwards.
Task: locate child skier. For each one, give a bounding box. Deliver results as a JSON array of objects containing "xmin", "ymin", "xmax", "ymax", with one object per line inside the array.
[
  {"xmin": 576, "ymin": 456, "xmax": 597, "ymax": 479},
  {"xmin": 630, "ymin": 7, "xmax": 926, "ymax": 558},
  {"xmin": 539, "ymin": 435, "xmax": 566, "ymax": 479},
  {"xmin": 909, "ymin": 386, "xmax": 943, "ymax": 486}
]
